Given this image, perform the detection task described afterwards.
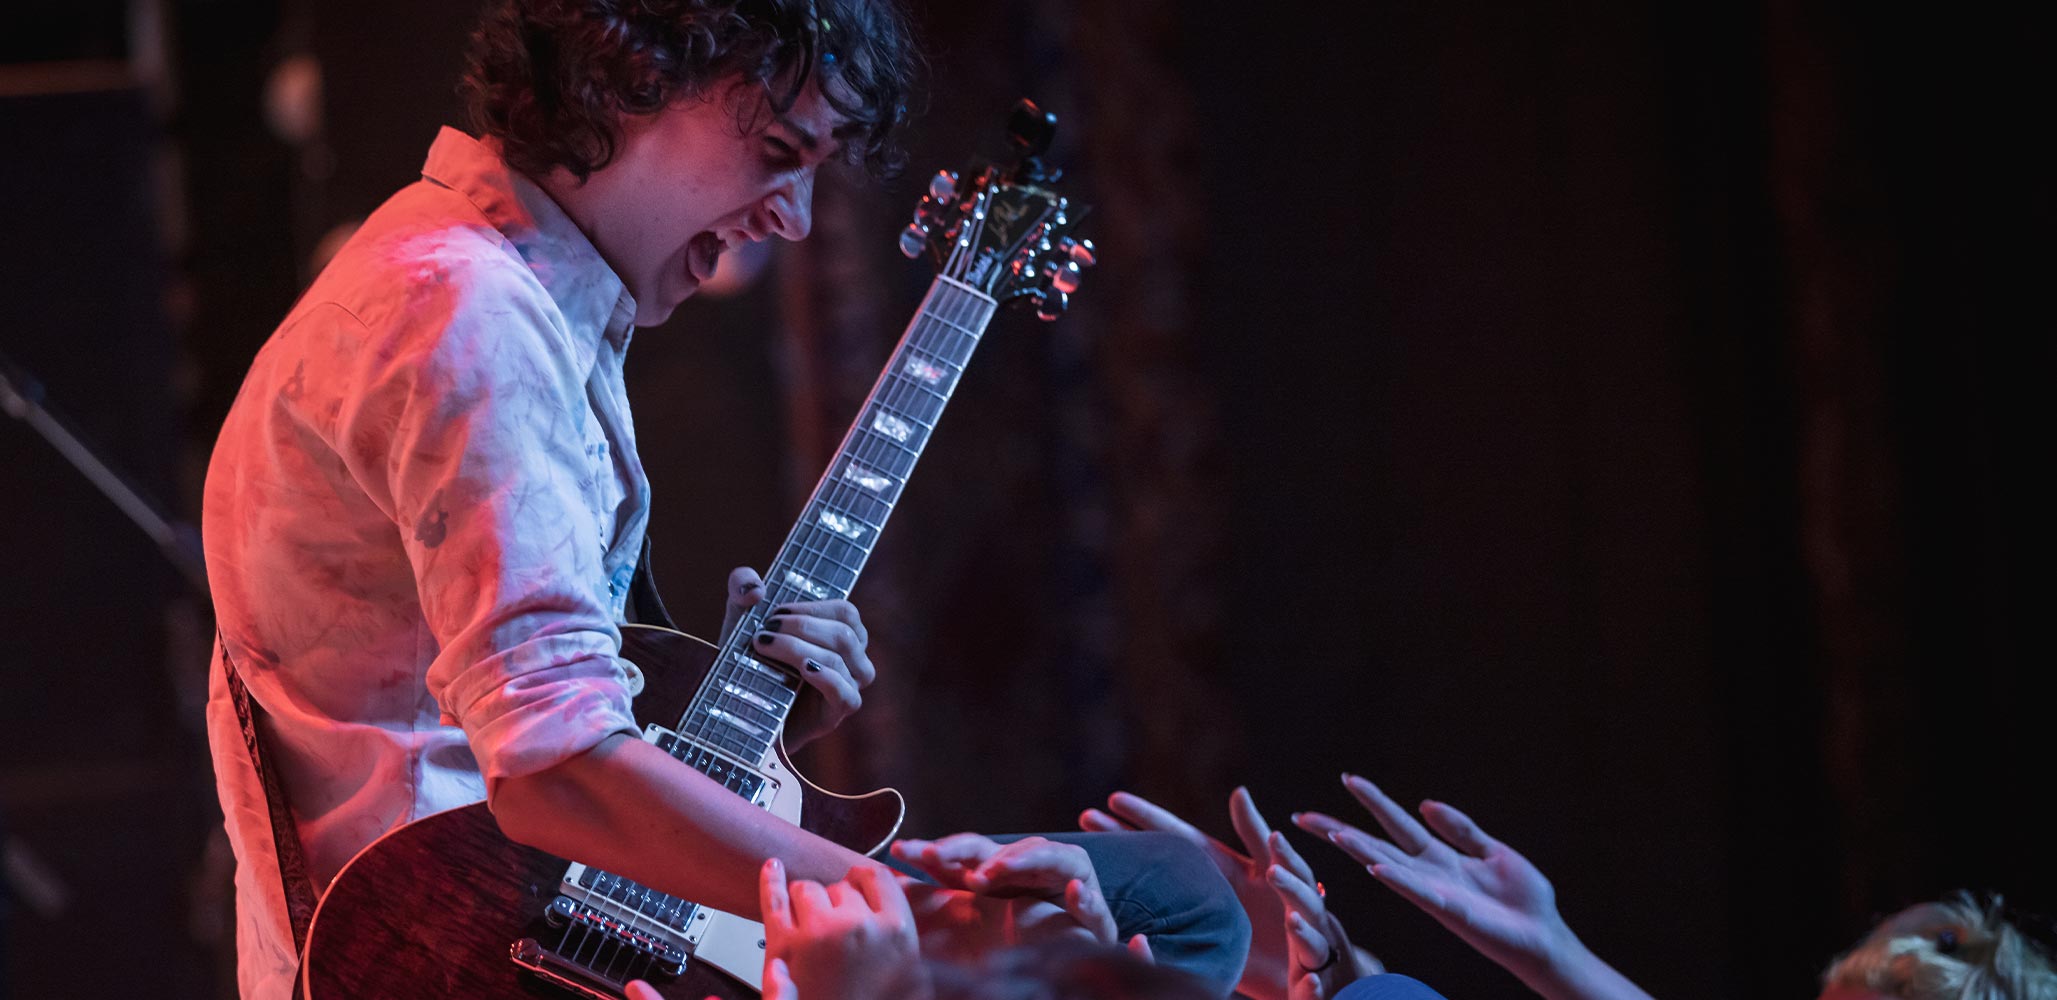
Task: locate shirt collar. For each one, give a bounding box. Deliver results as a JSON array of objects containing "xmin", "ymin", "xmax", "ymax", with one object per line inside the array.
[{"xmin": 419, "ymin": 127, "xmax": 637, "ymax": 364}]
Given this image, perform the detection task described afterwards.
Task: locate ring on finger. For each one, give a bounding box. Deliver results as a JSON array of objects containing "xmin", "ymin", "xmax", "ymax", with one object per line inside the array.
[{"xmin": 1299, "ymin": 945, "xmax": 1341, "ymax": 975}]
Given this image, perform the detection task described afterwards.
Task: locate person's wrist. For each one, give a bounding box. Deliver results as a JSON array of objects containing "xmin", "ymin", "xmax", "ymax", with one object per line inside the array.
[
  {"xmin": 1510, "ymin": 917, "xmax": 1593, "ymax": 999},
  {"xmin": 1518, "ymin": 920, "xmax": 1652, "ymax": 1000}
]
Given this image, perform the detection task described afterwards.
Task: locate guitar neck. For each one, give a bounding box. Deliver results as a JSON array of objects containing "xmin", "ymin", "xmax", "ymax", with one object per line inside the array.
[{"xmin": 671, "ymin": 276, "xmax": 998, "ymax": 762}]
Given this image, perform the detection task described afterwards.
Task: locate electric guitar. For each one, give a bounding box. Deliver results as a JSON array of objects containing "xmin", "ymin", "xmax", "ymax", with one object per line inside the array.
[{"xmin": 298, "ymin": 100, "xmax": 1095, "ymax": 999}]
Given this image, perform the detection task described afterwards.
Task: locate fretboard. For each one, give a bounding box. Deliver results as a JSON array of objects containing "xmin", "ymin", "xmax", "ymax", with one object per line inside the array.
[{"xmin": 671, "ymin": 276, "xmax": 998, "ymax": 765}]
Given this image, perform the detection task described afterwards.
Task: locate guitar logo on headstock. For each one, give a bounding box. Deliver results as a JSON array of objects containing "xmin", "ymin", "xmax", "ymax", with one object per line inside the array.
[{"xmin": 897, "ymin": 99, "xmax": 1096, "ymax": 322}]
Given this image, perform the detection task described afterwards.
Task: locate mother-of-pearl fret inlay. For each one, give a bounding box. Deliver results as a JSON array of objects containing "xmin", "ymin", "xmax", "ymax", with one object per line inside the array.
[
  {"xmin": 721, "ymin": 682, "xmax": 785, "ymax": 715},
  {"xmin": 783, "ymin": 569, "xmax": 830, "ymax": 599},
  {"xmin": 903, "ymin": 355, "xmax": 947, "ymax": 383},
  {"xmin": 872, "ymin": 412, "xmax": 915, "ymax": 443},
  {"xmin": 841, "ymin": 462, "xmax": 895, "ymax": 493},
  {"xmin": 736, "ymin": 656, "xmax": 785, "ymax": 682},
  {"xmin": 706, "ymin": 706, "xmax": 768, "ymax": 739},
  {"xmin": 818, "ymin": 509, "xmax": 868, "ymax": 540}
]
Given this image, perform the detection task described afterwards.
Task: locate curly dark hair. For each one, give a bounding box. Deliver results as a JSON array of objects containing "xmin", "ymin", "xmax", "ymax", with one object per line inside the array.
[{"xmin": 461, "ymin": 0, "xmax": 921, "ymax": 182}]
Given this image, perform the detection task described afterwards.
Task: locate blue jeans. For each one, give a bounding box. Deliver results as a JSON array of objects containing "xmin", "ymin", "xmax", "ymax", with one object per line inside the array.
[
  {"xmin": 1335, "ymin": 974, "xmax": 1450, "ymax": 1000},
  {"xmin": 892, "ymin": 830, "xmax": 1253, "ymax": 997}
]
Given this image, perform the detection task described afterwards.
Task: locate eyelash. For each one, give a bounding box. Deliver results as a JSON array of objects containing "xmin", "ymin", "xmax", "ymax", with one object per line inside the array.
[{"xmin": 762, "ymin": 138, "xmax": 799, "ymax": 168}]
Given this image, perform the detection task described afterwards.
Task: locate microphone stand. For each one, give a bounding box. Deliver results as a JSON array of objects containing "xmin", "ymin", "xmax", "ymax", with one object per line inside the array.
[{"xmin": 0, "ymin": 350, "xmax": 208, "ymax": 594}]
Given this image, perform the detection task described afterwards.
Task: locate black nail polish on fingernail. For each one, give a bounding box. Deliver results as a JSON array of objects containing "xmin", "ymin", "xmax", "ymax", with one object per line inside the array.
[
  {"xmin": 756, "ymin": 633, "xmax": 774, "ymax": 646},
  {"xmin": 765, "ymin": 616, "xmax": 784, "ymax": 632},
  {"xmin": 772, "ymin": 606, "xmax": 793, "ymax": 616},
  {"xmin": 742, "ymin": 581, "xmax": 761, "ymax": 592}
]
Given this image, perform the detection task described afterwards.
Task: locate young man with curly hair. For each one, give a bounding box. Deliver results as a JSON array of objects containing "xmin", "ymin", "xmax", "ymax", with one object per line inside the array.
[{"xmin": 201, "ymin": 2, "xmax": 1248, "ymax": 997}]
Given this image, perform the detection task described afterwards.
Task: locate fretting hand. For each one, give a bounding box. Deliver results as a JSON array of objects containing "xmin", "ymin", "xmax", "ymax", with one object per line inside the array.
[{"xmin": 721, "ymin": 566, "xmax": 874, "ymax": 750}]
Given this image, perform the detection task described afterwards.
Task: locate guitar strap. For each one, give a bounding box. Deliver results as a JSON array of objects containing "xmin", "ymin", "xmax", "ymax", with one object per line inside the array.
[
  {"xmin": 217, "ymin": 634, "xmax": 320, "ymax": 952},
  {"xmin": 625, "ymin": 533, "xmax": 680, "ymax": 630}
]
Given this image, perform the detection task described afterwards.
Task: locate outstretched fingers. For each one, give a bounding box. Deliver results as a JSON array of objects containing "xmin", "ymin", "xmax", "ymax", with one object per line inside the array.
[
  {"xmin": 1102, "ymin": 791, "xmax": 1207, "ymax": 841},
  {"xmin": 1268, "ymin": 829, "xmax": 1320, "ymax": 890},
  {"xmin": 1340, "ymin": 774, "xmax": 1437, "ymax": 856},
  {"xmin": 1078, "ymin": 807, "xmax": 1138, "ymax": 833},
  {"xmin": 758, "ymin": 858, "xmax": 796, "ymax": 938},
  {"xmin": 973, "ymin": 838, "xmax": 1093, "ymax": 897},
  {"xmin": 1228, "ymin": 786, "xmax": 1277, "ymax": 860},
  {"xmin": 1284, "ymin": 909, "xmax": 1332, "ymax": 969},
  {"xmin": 1363, "ymin": 854, "xmax": 1460, "ymax": 928},
  {"xmin": 1419, "ymin": 799, "xmax": 1501, "ymax": 859},
  {"xmin": 848, "ymin": 864, "xmax": 916, "ymax": 929},
  {"xmin": 1293, "ymin": 812, "xmax": 1399, "ymax": 872},
  {"xmin": 1063, "ymin": 877, "xmax": 1119, "ymax": 942}
]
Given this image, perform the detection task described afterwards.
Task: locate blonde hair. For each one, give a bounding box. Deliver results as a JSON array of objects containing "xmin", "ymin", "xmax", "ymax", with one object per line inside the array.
[{"xmin": 1822, "ymin": 893, "xmax": 2057, "ymax": 1000}]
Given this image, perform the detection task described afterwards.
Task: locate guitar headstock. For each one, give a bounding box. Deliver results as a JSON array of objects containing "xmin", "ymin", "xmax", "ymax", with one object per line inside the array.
[{"xmin": 898, "ymin": 99, "xmax": 1096, "ymax": 321}]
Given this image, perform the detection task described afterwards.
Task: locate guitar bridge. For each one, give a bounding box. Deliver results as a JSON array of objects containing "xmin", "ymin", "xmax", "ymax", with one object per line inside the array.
[{"xmin": 511, "ymin": 928, "xmax": 677, "ymax": 1000}]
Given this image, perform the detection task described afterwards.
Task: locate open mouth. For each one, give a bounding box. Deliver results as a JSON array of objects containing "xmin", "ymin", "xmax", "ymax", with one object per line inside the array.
[{"xmin": 686, "ymin": 231, "xmax": 724, "ymax": 283}]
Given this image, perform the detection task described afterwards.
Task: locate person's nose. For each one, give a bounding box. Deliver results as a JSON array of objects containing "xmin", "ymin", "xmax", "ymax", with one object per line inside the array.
[{"xmin": 764, "ymin": 169, "xmax": 816, "ymax": 242}]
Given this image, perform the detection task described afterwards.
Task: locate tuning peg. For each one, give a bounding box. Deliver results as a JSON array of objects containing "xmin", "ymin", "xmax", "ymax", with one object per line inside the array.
[
  {"xmin": 1048, "ymin": 259, "xmax": 1082, "ymax": 296},
  {"xmin": 929, "ymin": 170, "xmax": 958, "ymax": 202},
  {"xmin": 1035, "ymin": 290, "xmax": 1068, "ymax": 322},
  {"xmin": 898, "ymin": 224, "xmax": 927, "ymax": 259},
  {"xmin": 1007, "ymin": 99, "xmax": 1058, "ymax": 159},
  {"xmin": 1063, "ymin": 238, "xmax": 1097, "ymax": 268}
]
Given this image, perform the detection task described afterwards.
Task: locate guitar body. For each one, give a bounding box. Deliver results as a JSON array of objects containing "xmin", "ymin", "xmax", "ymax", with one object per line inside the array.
[{"xmin": 299, "ymin": 624, "xmax": 904, "ymax": 999}]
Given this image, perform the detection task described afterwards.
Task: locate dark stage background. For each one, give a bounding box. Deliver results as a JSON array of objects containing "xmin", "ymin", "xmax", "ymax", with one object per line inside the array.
[{"xmin": 2, "ymin": 1, "xmax": 2050, "ymax": 997}]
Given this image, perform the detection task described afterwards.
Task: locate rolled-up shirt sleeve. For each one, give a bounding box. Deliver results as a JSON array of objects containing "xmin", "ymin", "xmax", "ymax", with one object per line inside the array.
[{"xmin": 324, "ymin": 261, "xmax": 640, "ymax": 788}]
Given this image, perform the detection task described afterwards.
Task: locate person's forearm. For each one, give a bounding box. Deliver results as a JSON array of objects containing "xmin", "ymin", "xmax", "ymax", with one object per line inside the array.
[
  {"xmin": 489, "ymin": 732, "xmax": 883, "ymax": 917},
  {"xmin": 1522, "ymin": 934, "xmax": 1656, "ymax": 1000}
]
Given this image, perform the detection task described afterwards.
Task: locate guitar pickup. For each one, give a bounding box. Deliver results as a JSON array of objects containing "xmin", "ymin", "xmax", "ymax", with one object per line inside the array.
[{"xmin": 643, "ymin": 725, "xmax": 778, "ymax": 807}]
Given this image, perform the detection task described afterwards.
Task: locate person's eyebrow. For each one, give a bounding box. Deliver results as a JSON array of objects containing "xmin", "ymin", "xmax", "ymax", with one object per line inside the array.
[{"xmin": 774, "ymin": 114, "xmax": 861, "ymax": 158}]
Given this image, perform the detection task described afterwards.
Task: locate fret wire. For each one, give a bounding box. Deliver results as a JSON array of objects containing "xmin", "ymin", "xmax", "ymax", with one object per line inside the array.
[
  {"xmin": 790, "ymin": 525, "xmax": 865, "ymax": 584},
  {"xmin": 710, "ymin": 694, "xmax": 781, "ymax": 730},
  {"xmin": 852, "ymin": 424, "xmax": 919, "ymax": 480},
  {"xmin": 779, "ymin": 534, "xmax": 860, "ymax": 601},
  {"xmin": 779, "ymin": 524, "xmax": 858, "ymax": 590},
  {"xmin": 919, "ymin": 305, "xmax": 979, "ymax": 336}
]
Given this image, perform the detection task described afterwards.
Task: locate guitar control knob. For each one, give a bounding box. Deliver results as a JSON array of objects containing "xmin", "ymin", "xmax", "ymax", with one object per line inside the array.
[
  {"xmin": 898, "ymin": 224, "xmax": 927, "ymax": 259},
  {"xmin": 1035, "ymin": 290, "xmax": 1068, "ymax": 322},
  {"xmin": 1065, "ymin": 238, "xmax": 1097, "ymax": 268},
  {"xmin": 929, "ymin": 170, "xmax": 958, "ymax": 202}
]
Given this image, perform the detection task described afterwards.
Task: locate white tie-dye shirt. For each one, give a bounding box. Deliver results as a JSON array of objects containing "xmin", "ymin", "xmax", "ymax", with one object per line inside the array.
[{"xmin": 203, "ymin": 127, "xmax": 651, "ymax": 999}]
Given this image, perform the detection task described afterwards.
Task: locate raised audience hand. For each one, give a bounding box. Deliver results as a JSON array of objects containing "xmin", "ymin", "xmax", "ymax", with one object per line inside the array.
[
  {"xmin": 757, "ymin": 858, "xmax": 932, "ymax": 1000},
  {"xmin": 891, "ymin": 833, "xmax": 1119, "ymax": 944},
  {"xmin": 1080, "ymin": 787, "xmax": 1371, "ymax": 1000},
  {"xmin": 1295, "ymin": 774, "xmax": 1652, "ymax": 1000}
]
